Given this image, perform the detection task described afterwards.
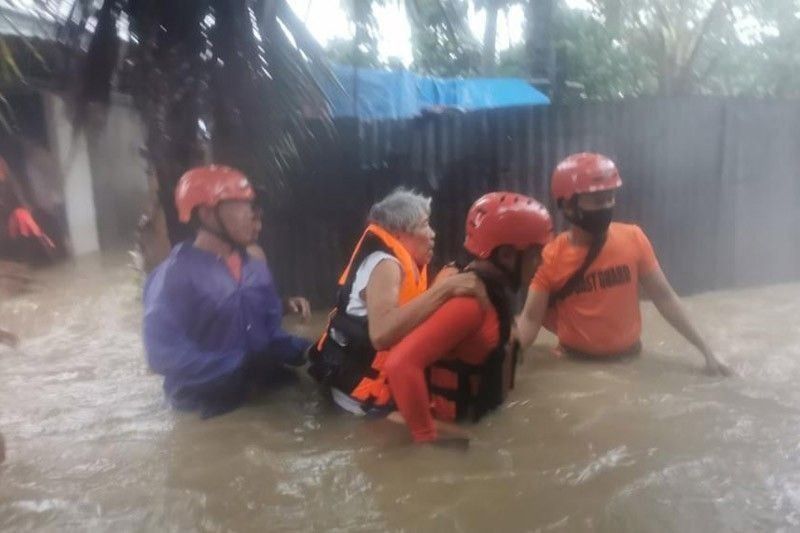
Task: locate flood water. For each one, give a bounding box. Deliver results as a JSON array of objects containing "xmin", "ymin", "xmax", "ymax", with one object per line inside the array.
[{"xmin": 1, "ymin": 253, "xmax": 799, "ymax": 532}]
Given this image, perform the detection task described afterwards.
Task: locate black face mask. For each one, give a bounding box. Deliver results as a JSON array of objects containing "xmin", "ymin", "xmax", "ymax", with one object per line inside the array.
[{"xmin": 569, "ymin": 207, "xmax": 613, "ymax": 237}]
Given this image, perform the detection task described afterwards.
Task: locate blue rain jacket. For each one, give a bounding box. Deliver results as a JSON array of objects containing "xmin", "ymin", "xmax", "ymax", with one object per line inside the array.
[{"xmin": 143, "ymin": 242, "xmax": 310, "ymax": 417}]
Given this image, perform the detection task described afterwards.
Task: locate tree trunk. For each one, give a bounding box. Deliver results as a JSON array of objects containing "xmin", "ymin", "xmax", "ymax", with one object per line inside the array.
[
  {"xmin": 481, "ymin": 1, "xmax": 499, "ymax": 75},
  {"xmin": 526, "ymin": 0, "xmax": 556, "ymax": 98}
]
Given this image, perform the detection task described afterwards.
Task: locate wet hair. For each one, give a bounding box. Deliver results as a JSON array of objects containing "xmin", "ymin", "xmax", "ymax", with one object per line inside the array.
[{"xmin": 368, "ymin": 187, "xmax": 431, "ymax": 234}]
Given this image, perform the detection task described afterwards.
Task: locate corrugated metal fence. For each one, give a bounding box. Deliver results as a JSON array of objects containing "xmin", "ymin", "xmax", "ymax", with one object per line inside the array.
[{"xmin": 261, "ymin": 97, "xmax": 800, "ymax": 306}]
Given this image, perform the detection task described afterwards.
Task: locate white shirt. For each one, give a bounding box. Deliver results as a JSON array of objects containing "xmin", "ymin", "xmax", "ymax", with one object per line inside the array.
[
  {"xmin": 345, "ymin": 251, "xmax": 400, "ymax": 317},
  {"xmin": 334, "ymin": 251, "xmax": 402, "ymax": 415}
]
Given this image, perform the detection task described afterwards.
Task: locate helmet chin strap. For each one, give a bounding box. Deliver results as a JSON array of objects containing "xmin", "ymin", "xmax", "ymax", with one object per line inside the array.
[{"xmin": 564, "ymin": 197, "xmax": 583, "ymax": 227}]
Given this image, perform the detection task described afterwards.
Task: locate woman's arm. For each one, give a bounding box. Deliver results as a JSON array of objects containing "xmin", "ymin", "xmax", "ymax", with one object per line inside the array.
[
  {"xmin": 365, "ymin": 260, "xmax": 485, "ymax": 350},
  {"xmin": 515, "ymin": 288, "xmax": 550, "ymax": 349}
]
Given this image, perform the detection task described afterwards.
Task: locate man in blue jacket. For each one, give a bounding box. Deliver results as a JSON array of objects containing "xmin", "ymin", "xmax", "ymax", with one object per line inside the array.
[{"xmin": 143, "ymin": 165, "xmax": 311, "ymax": 417}]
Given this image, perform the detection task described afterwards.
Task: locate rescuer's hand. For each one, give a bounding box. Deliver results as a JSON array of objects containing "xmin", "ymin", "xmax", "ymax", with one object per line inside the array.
[
  {"xmin": 436, "ymin": 271, "xmax": 490, "ymax": 309},
  {"xmin": 703, "ymin": 352, "xmax": 733, "ymax": 377},
  {"xmin": 285, "ymin": 296, "xmax": 311, "ymax": 322}
]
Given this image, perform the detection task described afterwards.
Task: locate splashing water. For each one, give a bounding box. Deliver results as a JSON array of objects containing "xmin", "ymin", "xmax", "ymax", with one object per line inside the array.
[{"xmin": 1, "ymin": 253, "xmax": 799, "ymax": 531}]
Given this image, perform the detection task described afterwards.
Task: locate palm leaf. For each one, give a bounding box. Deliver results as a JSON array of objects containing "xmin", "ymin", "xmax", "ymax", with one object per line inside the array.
[
  {"xmin": 0, "ymin": 38, "xmax": 25, "ymax": 81},
  {"xmin": 0, "ymin": 11, "xmax": 51, "ymax": 72},
  {"xmin": 54, "ymin": 0, "xmax": 334, "ymax": 242},
  {"xmin": 0, "ymin": 93, "xmax": 17, "ymax": 131}
]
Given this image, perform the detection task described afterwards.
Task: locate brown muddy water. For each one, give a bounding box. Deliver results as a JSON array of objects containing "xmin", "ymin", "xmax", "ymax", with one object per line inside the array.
[{"xmin": 1, "ymin": 253, "xmax": 799, "ymax": 532}]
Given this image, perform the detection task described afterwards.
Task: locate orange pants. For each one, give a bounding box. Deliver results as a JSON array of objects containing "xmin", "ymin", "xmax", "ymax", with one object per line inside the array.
[{"xmin": 384, "ymin": 297, "xmax": 499, "ymax": 442}]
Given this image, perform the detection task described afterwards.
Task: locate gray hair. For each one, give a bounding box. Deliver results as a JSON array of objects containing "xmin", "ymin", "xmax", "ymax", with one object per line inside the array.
[{"xmin": 368, "ymin": 187, "xmax": 432, "ymax": 234}]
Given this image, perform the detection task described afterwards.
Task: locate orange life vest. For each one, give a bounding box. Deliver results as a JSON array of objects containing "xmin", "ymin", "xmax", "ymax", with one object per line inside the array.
[
  {"xmin": 307, "ymin": 224, "xmax": 428, "ymax": 409},
  {"xmin": 427, "ymin": 266, "xmax": 517, "ymax": 423},
  {"xmin": 337, "ymin": 224, "xmax": 427, "ymax": 308}
]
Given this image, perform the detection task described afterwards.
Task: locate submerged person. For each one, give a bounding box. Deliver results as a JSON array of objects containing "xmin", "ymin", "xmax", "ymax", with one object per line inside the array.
[
  {"xmin": 143, "ymin": 165, "xmax": 312, "ymax": 418},
  {"xmin": 516, "ymin": 152, "xmax": 731, "ymax": 376},
  {"xmin": 18, "ymin": 138, "xmax": 68, "ymax": 259},
  {"xmin": 383, "ymin": 192, "xmax": 553, "ymax": 443},
  {"xmin": 308, "ymin": 188, "xmax": 487, "ymax": 416},
  {"xmin": 0, "ymin": 155, "xmax": 56, "ymax": 263},
  {"xmin": 0, "ymin": 157, "xmax": 39, "ymax": 353}
]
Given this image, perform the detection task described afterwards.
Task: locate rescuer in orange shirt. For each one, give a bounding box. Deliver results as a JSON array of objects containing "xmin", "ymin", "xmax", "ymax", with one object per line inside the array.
[{"xmin": 516, "ymin": 152, "xmax": 731, "ymax": 376}]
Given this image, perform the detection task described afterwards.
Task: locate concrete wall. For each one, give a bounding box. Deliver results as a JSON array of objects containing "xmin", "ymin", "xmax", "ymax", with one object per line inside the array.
[
  {"xmin": 42, "ymin": 93, "xmax": 149, "ymax": 255},
  {"xmin": 84, "ymin": 99, "xmax": 149, "ymax": 250},
  {"xmin": 43, "ymin": 93, "xmax": 99, "ymax": 256}
]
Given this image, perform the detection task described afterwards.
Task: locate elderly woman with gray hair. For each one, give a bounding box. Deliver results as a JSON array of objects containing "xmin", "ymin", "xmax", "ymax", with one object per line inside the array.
[{"xmin": 308, "ymin": 188, "xmax": 486, "ymax": 415}]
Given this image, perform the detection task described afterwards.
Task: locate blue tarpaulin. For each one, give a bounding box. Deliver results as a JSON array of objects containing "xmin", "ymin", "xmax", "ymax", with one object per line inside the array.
[{"xmin": 324, "ymin": 64, "xmax": 550, "ymax": 120}]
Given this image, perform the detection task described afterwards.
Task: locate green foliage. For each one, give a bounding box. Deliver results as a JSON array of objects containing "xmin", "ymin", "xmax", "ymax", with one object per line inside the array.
[
  {"xmin": 583, "ymin": 0, "xmax": 800, "ymax": 97},
  {"xmin": 338, "ymin": 0, "xmax": 383, "ymax": 66},
  {"xmin": 698, "ymin": 0, "xmax": 800, "ymax": 97},
  {"xmin": 405, "ymin": 0, "xmax": 480, "ymax": 76},
  {"xmin": 329, "ymin": 0, "xmax": 483, "ymax": 76},
  {"xmin": 324, "ymin": 37, "xmax": 384, "ymax": 68},
  {"xmin": 497, "ymin": 0, "xmax": 800, "ymax": 100},
  {"xmin": 555, "ymin": 4, "xmax": 657, "ymax": 99}
]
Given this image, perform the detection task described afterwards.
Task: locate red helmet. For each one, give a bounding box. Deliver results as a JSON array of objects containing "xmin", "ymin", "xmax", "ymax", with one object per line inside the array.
[
  {"xmin": 175, "ymin": 165, "xmax": 255, "ymax": 223},
  {"xmin": 464, "ymin": 192, "xmax": 553, "ymax": 259},
  {"xmin": 551, "ymin": 152, "xmax": 622, "ymax": 204}
]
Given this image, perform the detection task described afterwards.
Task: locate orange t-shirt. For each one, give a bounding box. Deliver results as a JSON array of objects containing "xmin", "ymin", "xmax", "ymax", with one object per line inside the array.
[{"xmin": 530, "ymin": 222, "xmax": 660, "ymax": 356}]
